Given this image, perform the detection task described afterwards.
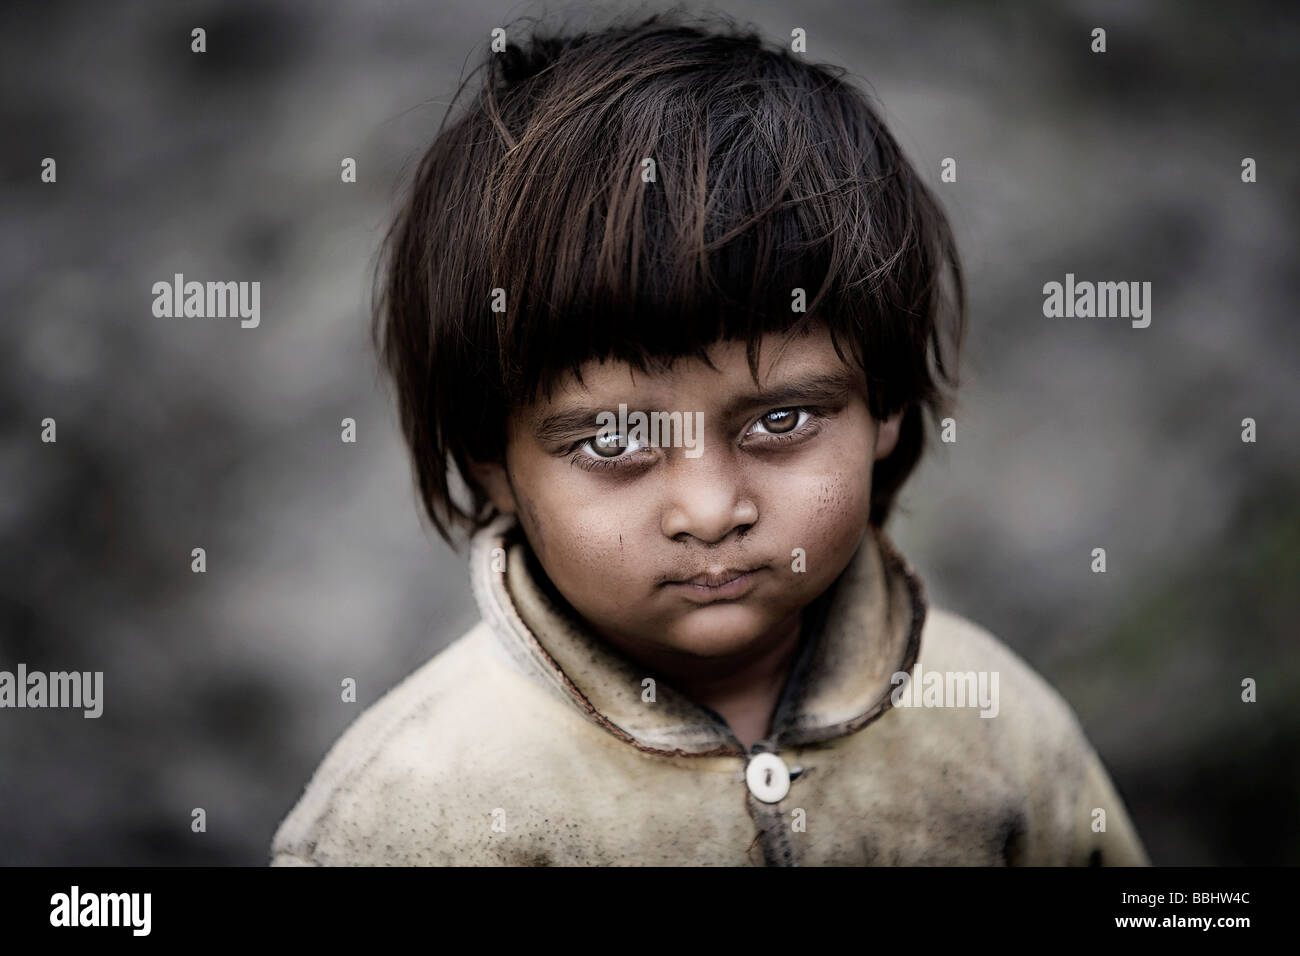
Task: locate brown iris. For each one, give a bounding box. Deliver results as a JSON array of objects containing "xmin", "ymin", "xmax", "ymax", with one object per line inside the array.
[{"xmin": 761, "ymin": 409, "xmax": 799, "ymax": 434}]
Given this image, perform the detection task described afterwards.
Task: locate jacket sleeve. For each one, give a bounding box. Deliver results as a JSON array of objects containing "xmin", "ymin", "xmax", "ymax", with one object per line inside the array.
[
  {"xmin": 269, "ymin": 850, "xmax": 320, "ymax": 867},
  {"xmin": 1067, "ymin": 735, "xmax": 1150, "ymax": 866}
]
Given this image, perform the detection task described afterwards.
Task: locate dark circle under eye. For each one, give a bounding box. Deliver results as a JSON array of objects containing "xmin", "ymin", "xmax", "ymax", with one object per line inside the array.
[
  {"xmin": 762, "ymin": 409, "xmax": 799, "ymax": 434},
  {"xmin": 590, "ymin": 432, "xmax": 625, "ymax": 457}
]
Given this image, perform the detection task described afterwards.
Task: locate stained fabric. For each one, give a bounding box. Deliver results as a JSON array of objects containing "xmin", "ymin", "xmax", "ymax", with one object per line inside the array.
[{"xmin": 271, "ymin": 513, "xmax": 1149, "ymax": 866}]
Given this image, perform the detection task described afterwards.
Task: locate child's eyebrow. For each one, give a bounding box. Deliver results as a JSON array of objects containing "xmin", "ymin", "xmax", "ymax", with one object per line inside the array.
[{"xmin": 531, "ymin": 367, "xmax": 860, "ymax": 443}]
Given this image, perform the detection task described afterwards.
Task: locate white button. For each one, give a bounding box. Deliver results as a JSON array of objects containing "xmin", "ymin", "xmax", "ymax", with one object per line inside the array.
[{"xmin": 745, "ymin": 752, "xmax": 791, "ymax": 803}]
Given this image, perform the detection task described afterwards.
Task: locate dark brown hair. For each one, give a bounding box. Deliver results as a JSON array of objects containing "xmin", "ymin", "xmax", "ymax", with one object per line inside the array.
[{"xmin": 372, "ymin": 8, "xmax": 965, "ymax": 551}]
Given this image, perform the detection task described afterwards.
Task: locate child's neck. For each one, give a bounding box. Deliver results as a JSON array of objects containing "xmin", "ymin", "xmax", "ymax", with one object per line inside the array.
[
  {"xmin": 677, "ymin": 607, "xmax": 805, "ymax": 751},
  {"xmin": 671, "ymin": 585, "xmax": 837, "ymax": 751}
]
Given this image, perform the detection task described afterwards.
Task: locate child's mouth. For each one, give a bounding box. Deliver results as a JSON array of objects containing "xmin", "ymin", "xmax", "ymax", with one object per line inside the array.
[{"xmin": 664, "ymin": 567, "xmax": 764, "ymax": 602}]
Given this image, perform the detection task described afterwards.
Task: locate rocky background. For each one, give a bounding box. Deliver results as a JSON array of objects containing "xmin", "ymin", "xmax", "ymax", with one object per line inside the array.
[{"xmin": 2, "ymin": 0, "xmax": 1296, "ymax": 864}]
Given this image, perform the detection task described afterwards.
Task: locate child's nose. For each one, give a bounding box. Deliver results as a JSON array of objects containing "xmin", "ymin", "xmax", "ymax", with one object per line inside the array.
[{"xmin": 659, "ymin": 456, "xmax": 758, "ymax": 544}]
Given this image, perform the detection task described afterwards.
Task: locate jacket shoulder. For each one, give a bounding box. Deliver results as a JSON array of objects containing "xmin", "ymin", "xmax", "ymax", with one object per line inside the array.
[
  {"xmin": 269, "ymin": 617, "xmax": 613, "ymax": 865},
  {"xmin": 911, "ymin": 607, "xmax": 1149, "ymax": 865},
  {"xmin": 918, "ymin": 607, "xmax": 1081, "ymax": 729},
  {"xmin": 270, "ymin": 619, "xmax": 500, "ymax": 865}
]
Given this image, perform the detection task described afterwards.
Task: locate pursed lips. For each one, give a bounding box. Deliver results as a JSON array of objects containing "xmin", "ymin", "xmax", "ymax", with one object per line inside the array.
[{"xmin": 669, "ymin": 565, "xmax": 765, "ymax": 588}]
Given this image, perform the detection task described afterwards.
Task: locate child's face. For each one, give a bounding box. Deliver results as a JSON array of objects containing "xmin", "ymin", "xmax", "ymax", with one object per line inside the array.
[{"xmin": 471, "ymin": 322, "xmax": 901, "ymax": 667}]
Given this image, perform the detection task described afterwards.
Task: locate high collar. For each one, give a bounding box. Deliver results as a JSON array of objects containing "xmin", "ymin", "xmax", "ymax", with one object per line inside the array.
[{"xmin": 468, "ymin": 512, "xmax": 926, "ymax": 757}]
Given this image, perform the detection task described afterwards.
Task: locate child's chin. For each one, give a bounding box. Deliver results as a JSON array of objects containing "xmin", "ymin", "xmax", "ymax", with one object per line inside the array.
[{"xmin": 660, "ymin": 607, "xmax": 776, "ymax": 657}]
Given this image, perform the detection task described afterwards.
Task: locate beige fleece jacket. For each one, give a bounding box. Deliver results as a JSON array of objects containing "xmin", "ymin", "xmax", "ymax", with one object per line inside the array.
[{"xmin": 270, "ymin": 512, "xmax": 1149, "ymax": 866}]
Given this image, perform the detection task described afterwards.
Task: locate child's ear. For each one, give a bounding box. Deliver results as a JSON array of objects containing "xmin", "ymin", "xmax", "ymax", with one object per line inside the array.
[
  {"xmin": 467, "ymin": 457, "xmax": 519, "ymax": 516},
  {"xmin": 873, "ymin": 408, "xmax": 904, "ymax": 462}
]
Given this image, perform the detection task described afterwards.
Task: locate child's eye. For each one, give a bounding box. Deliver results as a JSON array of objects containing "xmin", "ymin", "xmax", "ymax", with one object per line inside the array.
[
  {"xmin": 566, "ymin": 433, "xmax": 654, "ymax": 473},
  {"xmin": 565, "ymin": 406, "xmax": 825, "ymax": 473},
  {"xmin": 745, "ymin": 407, "xmax": 824, "ymax": 446}
]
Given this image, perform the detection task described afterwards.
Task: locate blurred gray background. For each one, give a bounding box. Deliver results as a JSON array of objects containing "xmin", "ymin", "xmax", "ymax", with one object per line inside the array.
[{"xmin": 2, "ymin": 0, "xmax": 1296, "ymax": 865}]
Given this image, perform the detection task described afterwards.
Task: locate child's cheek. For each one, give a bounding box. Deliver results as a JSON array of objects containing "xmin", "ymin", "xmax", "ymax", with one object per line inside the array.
[
  {"xmin": 772, "ymin": 462, "xmax": 871, "ymax": 542},
  {"xmin": 537, "ymin": 509, "xmax": 646, "ymax": 594}
]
